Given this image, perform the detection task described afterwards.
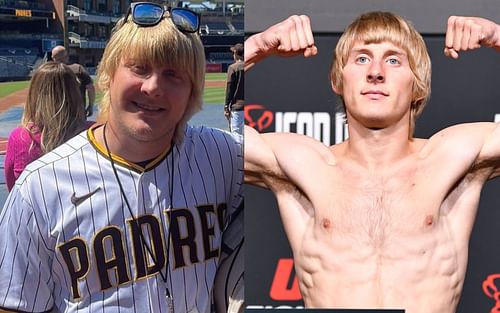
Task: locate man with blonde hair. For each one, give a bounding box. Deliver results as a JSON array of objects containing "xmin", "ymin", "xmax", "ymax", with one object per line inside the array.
[
  {"xmin": 52, "ymin": 45, "xmax": 96, "ymax": 118},
  {"xmin": 0, "ymin": 3, "xmax": 242, "ymax": 313},
  {"xmin": 245, "ymin": 12, "xmax": 500, "ymax": 313}
]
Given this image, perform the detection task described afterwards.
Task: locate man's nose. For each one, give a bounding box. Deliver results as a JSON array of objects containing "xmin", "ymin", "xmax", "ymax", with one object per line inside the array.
[
  {"xmin": 141, "ymin": 73, "xmax": 164, "ymax": 97},
  {"xmin": 367, "ymin": 62, "xmax": 385, "ymax": 83}
]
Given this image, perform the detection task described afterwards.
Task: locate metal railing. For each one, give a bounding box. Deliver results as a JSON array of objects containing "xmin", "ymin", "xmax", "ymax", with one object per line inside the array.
[
  {"xmin": 68, "ymin": 31, "xmax": 81, "ymax": 44},
  {"xmin": 0, "ymin": 33, "xmax": 60, "ymax": 40},
  {"xmin": 66, "ymin": 4, "xmax": 82, "ymax": 16}
]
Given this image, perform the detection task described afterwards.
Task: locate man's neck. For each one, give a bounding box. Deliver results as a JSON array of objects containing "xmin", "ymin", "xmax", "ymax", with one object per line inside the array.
[
  {"xmin": 343, "ymin": 120, "xmax": 414, "ymax": 171},
  {"xmin": 94, "ymin": 123, "xmax": 173, "ymax": 164}
]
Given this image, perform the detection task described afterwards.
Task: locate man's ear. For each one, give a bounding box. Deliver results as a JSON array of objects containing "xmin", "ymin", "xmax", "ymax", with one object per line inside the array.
[{"xmin": 331, "ymin": 80, "xmax": 342, "ymax": 95}]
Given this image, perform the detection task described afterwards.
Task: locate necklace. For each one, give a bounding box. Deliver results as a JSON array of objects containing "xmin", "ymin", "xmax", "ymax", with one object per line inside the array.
[{"xmin": 102, "ymin": 123, "xmax": 175, "ymax": 313}]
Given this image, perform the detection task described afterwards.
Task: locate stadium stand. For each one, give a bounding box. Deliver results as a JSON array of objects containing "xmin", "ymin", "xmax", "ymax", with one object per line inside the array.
[
  {"xmin": 0, "ymin": 0, "xmax": 57, "ymax": 81},
  {"xmin": 0, "ymin": 48, "xmax": 39, "ymax": 80},
  {"xmin": 0, "ymin": 0, "xmax": 243, "ymax": 81},
  {"xmin": 232, "ymin": 21, "xmax": 243, "ymax": 32},
  {"xmin": 205, "ymin": 22, "xmax": 230, "ymax": 34}
]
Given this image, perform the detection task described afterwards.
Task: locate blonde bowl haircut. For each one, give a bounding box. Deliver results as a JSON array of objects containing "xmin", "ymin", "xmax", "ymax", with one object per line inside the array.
[
  {"xmin": 330, "ymin": 11, "xmax": 431, "ymax": 136},
  {"xmin": 97, "ymin": 15, "xmax": 206, "ymax": 144},
  {"xmin": 23, "ymin": 61, "xmax": 85, "ymax": 153}
]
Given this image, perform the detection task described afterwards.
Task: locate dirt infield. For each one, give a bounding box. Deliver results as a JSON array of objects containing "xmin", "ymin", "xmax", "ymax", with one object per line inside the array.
[
  {"xmin": 0, "ymin": 88, "xmax": 27, "ymax": 153},
  {"xmin": 0, "ymin": 139, "xmax": 6, "ymax": 154},
  {"xmin": 0, "ymin": 88, "xmax": 28, "ymax": 113},
  {"xmin": 205, "ymin": 80, "xmax": 225, "ymax": 88}
]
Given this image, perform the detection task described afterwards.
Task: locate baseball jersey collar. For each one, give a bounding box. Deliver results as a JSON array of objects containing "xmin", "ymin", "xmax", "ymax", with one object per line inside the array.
[{"xmin": 87, "ymin": 124, "xmax": 172, "ymax": 173}]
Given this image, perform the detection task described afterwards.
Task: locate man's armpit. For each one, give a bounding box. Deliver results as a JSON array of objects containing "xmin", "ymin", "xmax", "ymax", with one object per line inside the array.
[{"xmin": 265, "ymin": 168, "xmax": 305, "ymax": 196}]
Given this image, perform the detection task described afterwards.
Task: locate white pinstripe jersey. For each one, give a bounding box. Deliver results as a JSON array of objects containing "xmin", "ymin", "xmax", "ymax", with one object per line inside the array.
[
  {"xmin": 213, "ymin": 201, "xmax": 243, "ymax": 313},
  {"xmin": 0, "ymin": 124, "xmax": 243, "ymax": 313}
]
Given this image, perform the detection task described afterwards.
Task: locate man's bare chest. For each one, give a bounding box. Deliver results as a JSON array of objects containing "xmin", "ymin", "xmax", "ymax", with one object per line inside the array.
[{"xmin": 306, "ymin": 164, "xmax": 444, "ymax": 239}]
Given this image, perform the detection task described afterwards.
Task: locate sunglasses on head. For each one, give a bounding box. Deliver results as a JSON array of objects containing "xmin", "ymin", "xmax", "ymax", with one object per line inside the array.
[{"xmin": 125, "ymin": 2, "xmax": 200, "ymax": 33}]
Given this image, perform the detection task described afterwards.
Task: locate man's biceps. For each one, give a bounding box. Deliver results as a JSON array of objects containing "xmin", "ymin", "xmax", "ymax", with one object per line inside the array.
[
  {"xmin": 245, "ymin": 127, "xmax": 278, "ymax": 159},
  {"xmin": 474, "ymin": 124, "xmax": 500, "ymax": 166},
  {"xmin": 244, "ymin": 141, "xmax": 282, "ymax": 183},
  {"xmin": 244, "ymin": 145, "xmax": 275, "ymax": 170}
]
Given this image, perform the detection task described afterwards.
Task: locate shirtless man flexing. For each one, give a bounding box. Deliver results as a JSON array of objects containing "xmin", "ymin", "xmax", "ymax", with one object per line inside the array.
[{"xmin": 244, "ymin": 12, "xmax": 500, "ymax": 313}]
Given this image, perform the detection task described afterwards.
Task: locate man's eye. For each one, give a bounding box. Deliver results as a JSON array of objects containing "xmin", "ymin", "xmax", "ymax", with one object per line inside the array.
[
  {"xmin": 357, "ymin": 56, "xmax": 369, "ymax": 64},
  {"xmin": 164, "ymin": 70, "xmax": 186, "ymax": 82},
  {"xmin": 131, "ymin": 65, "xmax": 148, "ymax": 74},
  {"xmin": 387, "ymin": 58, "xmax": 400, "ymax": 65},
  {"xmin": 164, "ymin": 70, "xmax": 177, "ymax": 77}
]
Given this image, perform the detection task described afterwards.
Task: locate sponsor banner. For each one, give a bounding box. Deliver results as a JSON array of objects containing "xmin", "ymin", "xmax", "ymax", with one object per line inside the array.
[
  {"xmin": 245, "ymin": 104, "xmax": 348, "ymax": 145},
  {"xmin": 206, "ymin": 63, "xmax": 222, "ymax": 73},
  {"xmin": 0, "ymin": 7, "xmax": 54, "ymax": 19},
  {"xmin": 483, "ymin": 274, "xmax": 500, "ymax": 313}
]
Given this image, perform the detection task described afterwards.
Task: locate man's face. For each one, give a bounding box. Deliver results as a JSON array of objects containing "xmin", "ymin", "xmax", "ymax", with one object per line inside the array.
[
  {"xmin": 338, "ymin": 41, "xmax": 414, "ymax": 130},
  {"xmin": 108, "ymin": 58, "xmax": 192, "ymax": 145}
]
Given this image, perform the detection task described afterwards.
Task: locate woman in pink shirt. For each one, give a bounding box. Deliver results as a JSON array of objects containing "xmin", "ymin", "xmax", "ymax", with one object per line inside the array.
[{"xmin": 5, "ymin": 61, "xmax": 89, "ymax": 190}]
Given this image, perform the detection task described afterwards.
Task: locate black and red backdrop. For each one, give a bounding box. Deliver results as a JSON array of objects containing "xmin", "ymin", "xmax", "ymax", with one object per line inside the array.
[{"xmin": 245, "ymin": 2, "xmax": 500, "ymax": 312}]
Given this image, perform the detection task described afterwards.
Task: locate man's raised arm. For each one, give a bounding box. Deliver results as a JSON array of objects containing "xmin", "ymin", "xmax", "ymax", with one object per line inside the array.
[
  {"xmin": 244, "ymin": 125, "xmax": 280, "ymax": 187},
  {"xmin": 243, "ymin": 15, "xmax": 317, "ymax": 187},
  {"xmin": 443, "ymin": 16, "xmax": 500, "ymax": 178},
  {"xmin": 244, "ymin": 15, "xmax": 317, "ymax": 72}
]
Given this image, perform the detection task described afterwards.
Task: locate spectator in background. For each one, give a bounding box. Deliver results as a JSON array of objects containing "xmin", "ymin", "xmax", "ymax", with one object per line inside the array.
[
  {"xmin": 52, "ymin": 45, "xmax": 96, "ymax": 118},
  {"xmin": 4, "ymin": 61, "xmax": 90, "ymax": 191},
  {"xmin": 224, "ymin": 43, "xmax": 244, "ymax": 134}
]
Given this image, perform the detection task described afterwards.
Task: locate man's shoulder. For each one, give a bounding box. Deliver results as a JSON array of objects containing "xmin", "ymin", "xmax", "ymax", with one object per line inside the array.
[
  {"xmin": 185, "ymin": 125, "xmax": 240, "ymax": 141},
  {"xmin": 420, "ymin": 122, "xmax": 494, "ymax": 162},
  {"xmin": 263, "ymin": 131, "xmax": 332, "ymax": 162},
  {"xmin": 228, "ymin": 61, "xmax": 243, "ymax": 72},
  {"xmin": 234, "ymin": 60, "xmax": 244, "ymax": 71},
  {"xmin": 263, "ymin": 130, "xmax": 326, "ymax": 147},
  {"xmin": 68, "ymin": 63, "xmax": 91, "ymax": 77},
  {"xmin": 183, "ymin": 125, "xmax": 242, "ymax": 152},
  {"xmin": 67, "ymin": 62, "xmax": 84, "ymax": 72},
  {"xmin": 422, "ymin": 123, "xmax": 484, "ymax": 152},
  {"xmin": 179, "ymin": 126, "xmax": 242, "ymax": 175}
]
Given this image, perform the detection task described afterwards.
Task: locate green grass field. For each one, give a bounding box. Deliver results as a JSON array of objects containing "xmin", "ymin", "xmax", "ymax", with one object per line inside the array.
[
  {"xmin": 0, "ymin": 81, "xmax": 29, "ymax": 98},
  {"xmin": 205, "ymin": 73, "xmax": 226, "ymax": 81},
  {"xmin": 0, "ymin": 73, "xmax": 226, "ymax": 104},
  {"xmin": 204, "ymin": 72, "xmax": 227, "ymax": 104}
]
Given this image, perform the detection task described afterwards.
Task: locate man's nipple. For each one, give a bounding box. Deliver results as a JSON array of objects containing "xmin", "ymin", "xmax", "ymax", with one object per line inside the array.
[
  {"xmin": 322, "ymin": 218, "xmax": 332, "ymax": 231},
  {"xmin": 424, "ymin": 215, "xmax": 434, "ymax": 226}
]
